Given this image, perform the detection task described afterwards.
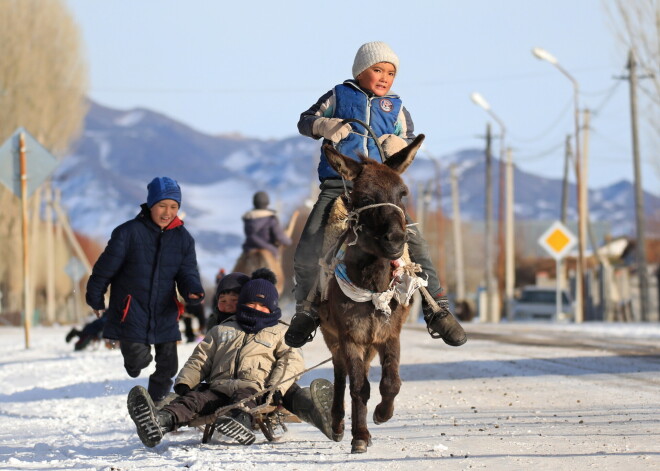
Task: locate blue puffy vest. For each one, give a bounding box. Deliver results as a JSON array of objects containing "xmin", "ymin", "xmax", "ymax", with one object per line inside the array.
[{"xmin": 317, "ymin": 81, "xmax": 402, "ymax": 180}]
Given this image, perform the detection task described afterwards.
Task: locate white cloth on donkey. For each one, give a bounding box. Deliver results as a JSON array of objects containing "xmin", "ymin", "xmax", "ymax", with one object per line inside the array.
[{"xmin": 331, "ymin": 242, "xmax": 427, "ymax": 317}]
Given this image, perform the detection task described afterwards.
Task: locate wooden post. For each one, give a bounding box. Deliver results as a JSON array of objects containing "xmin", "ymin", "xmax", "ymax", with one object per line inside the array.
[
  {"xmin": 45, "ymin": 183, "xmax": 56, "ymax": 324},
  {"xmin": 19, "ymin": 133, "xmax": 31, "ymax": 348}
]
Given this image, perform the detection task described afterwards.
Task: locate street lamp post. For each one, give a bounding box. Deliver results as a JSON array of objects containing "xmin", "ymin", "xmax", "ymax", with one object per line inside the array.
[
  {"xmin": 470, "ymin": 92, "xmax": 514, "ymax": 321},
  {"xmin": 532, "ymin": 47, "xmax": 587, "ymax": 323}
]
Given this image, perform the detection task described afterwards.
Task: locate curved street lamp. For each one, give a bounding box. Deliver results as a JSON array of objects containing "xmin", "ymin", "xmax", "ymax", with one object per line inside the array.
[{"xmin": 532, "ymin": 46, "xmax": 587, "ymax": 323}]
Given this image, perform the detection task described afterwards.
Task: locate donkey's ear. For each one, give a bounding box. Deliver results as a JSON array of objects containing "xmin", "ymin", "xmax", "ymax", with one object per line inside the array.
[
  {"xmin": 323, "ymin": 144, "xmax": 362, "ymax": 181},
  {"xmin": 385, "ymin": 134, "xmax": 425, "ymax": 174}
]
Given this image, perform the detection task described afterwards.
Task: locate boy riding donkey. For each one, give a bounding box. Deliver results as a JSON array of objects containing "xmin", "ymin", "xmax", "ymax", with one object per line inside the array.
[{"xmin": 285, "ymin": 41, "xmax": 467, "ymax": 349}]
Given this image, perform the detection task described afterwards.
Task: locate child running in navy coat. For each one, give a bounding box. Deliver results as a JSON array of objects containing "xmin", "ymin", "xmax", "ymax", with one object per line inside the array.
[{"xmin": 86, "ymin": 177, "xmax": 204, "ymax": 404}]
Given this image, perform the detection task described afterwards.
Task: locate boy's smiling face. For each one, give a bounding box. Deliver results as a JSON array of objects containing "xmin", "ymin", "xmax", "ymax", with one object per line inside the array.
[
  {"xmin": 217, "ymin": 292, "xmax": 239, "ymax": 314},
  {"xmin": 356, "ymin": 62, "xmax": 396, "ymax": 96},
  {"xmin": 150, "ymin": 199, "xmax": 179, "ymax": 229}
]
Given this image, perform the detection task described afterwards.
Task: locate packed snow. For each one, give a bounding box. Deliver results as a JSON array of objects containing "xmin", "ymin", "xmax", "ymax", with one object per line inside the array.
[{"xmin": 1, "ymin": 320, "xmax": 659, "ymax": 470}]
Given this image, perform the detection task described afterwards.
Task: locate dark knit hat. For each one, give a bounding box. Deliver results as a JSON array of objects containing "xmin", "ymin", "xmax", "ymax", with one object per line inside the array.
[
  {"xmin": 147, "ymin": 177, "xmax": 182, "ymax": 208},
  {"xmin": 253, "ymin": 191, "xmax": 269, "ymax": 209},
  {"xmin": 238, "ymin": 279, "xmax": 279, "ymax": 313},
  {"xmin": 216, "ymin": 272, "xmax": 250, "ymax": 296}
]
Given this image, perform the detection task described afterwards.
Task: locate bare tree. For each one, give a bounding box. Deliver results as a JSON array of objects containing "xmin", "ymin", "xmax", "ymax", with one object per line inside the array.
[
  {"xmin": 605, "ymin": 0, "xmax": 660, "ymax": 179},
  {"xmin": 0, "ymin": 0, "xmax": 88, "ymax": 319},
  {"xmin": 0, "ymin": 0, "xmax": 88, "ymax": 151}
]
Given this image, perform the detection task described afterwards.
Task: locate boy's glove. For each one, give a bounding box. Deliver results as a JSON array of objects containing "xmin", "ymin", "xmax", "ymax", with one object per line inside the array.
[
  {"xmin": 378, "ymin": 134, "xmax": 408, "ymax": 158},
  {"xmin": 271, "ymin": 390, "xmax": 284, "ymax": 406},
  {"xmin": 174, "ymin": 383, "xmax": 191, "ymax": 396},
  {"xmin": 313, "ymin": 117, "xmax": 352, "ymax": 143}
]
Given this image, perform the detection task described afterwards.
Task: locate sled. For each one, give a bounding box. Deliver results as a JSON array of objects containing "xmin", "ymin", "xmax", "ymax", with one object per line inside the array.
[{"xmin": 187, "ymin": 403, "xmax": 301, "ymax": 443}]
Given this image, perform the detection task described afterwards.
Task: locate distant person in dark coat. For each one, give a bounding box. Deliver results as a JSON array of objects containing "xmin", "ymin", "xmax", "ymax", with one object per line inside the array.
[
  {"xmin": 182, "ymin": 300, "xmax": 206, "ymax": 343},
  {"xmin": 65, "ymin": 312, "xmax": 109, "ymax": 351},
  {"xmin": 241, "ymin": 191, "xmax": 291, "ymax": 258},
  {"xmin": 85, "ymin": 176, "xmax": 205, "ymax": 404}
]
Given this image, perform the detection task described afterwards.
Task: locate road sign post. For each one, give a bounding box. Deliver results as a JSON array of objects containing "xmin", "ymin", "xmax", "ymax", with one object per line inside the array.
[
  {"xmin": 0, "ymin": 128, "xmax": 59, "ymax": 348},
  {"xmin": 538, "ymin": 220, "xmax": 578, "ymax": 322}
]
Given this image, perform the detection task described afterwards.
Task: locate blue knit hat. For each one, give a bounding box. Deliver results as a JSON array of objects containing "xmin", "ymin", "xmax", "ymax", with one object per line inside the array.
[
  {"xmin": 238, "ymin": 279, "xmax": 279, "ymax": 313},
  {"xmin": 147, "ymin": 177, "xmax": 181, "ymax": 208}
]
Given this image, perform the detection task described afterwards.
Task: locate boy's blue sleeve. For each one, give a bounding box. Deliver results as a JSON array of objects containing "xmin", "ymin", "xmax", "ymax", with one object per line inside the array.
[{"xmin": 297, "ymin": 89, "xmax": 335, "ymax": 138}]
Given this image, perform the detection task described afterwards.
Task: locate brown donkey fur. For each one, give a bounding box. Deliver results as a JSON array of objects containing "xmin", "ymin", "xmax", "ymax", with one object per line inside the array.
[
  {"xmin": 233, "ymin": 248, "xmax": 285, "ymax": 294},
  {"xmin": 317, "ymin": 135, "xmax": 425, "ymax": 453}
]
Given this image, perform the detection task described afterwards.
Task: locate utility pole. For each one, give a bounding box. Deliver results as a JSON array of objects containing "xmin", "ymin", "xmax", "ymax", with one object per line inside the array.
[
  {"xmin": 626, "ymin": 49, "xmax": 651, "ymax": 321},
  {"xmin": 433, "ymin": 160, "xmax": 447, "ymax": 289},
  {"xmin": 485, "ymin": 123, "xmax": 496, "ymax": 322},
  {"xmin": 561, "ymin": 135, "xmax": 572, "ymax": 224},
  {"xmin": 450, "ymin": 165, "xmax": 466, "ymax": 303},
  {"xmin": 496, "ymin": 135, "xmax": 506, "ymax": 320},
  {"xmin": 581, "ymin": 108, "xmax": 592, "ymax": 321},
  {"xmin": 504, "ymin": 147, "xmax": 515, "ymax": 321}
]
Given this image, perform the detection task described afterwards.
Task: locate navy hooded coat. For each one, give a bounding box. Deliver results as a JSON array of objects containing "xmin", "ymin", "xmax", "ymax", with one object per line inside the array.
[{"xmin": 86, "ymin": 205, "xmax": 204, "ymax": 344}]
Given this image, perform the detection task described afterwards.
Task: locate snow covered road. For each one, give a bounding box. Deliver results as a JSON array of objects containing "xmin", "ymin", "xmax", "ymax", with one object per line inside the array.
[{"xmin": 0, "ymin": 322, "xmax": 658, "ymax": 470}]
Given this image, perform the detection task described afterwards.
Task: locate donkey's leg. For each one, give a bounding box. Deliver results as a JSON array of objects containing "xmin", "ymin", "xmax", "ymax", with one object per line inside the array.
[
  {"xmin": 373, "ymin": 336, "xmax": 402, "ymax": 425},
  {"xmin": 331, "ymin": 356, "xmax": 346, "ymax": 442},
  {"xmin": 345, "ymin": 342, "xmax": 371, "ymax": 453}
]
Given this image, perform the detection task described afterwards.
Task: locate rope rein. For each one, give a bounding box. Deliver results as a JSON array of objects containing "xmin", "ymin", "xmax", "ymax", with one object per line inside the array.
[{"xmin": 197, "ymin": 354, "xmax": 333, "ymax": 424}]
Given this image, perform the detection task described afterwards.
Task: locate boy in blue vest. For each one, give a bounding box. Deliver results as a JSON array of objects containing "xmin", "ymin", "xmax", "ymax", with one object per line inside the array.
[{"xmin": 285, "ymin": 41, "xmax": 466, "ymax": 349}]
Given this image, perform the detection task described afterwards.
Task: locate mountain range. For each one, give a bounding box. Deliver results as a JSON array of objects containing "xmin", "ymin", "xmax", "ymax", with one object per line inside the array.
[{"xmin": 53, "ymin": 101, "xmax": 659, "ymax": 283}]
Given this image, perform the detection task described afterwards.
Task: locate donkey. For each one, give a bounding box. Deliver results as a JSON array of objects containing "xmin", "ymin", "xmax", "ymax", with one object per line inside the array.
[{"xmin": 317, "ymin": 135, "xmax": 425, "ymax": 453}]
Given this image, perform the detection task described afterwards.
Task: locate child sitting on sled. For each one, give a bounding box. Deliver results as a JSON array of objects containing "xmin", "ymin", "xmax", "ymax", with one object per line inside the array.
[{"xmin": 127, "ymin": 269, "xmax": 334, "ymax": 447}]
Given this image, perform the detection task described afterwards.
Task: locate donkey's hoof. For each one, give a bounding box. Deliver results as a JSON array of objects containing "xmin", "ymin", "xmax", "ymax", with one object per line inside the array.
[
  {"xmin": 373, "ymin": 404, "xmax": 393, "ymax": 425},
  {"xmin": 351, "ymin": 439, "xmax": 369, "ymax": 453},
  {"xmin": 332, "ymin": 430, "xmax": 344, "ymax": 442}
]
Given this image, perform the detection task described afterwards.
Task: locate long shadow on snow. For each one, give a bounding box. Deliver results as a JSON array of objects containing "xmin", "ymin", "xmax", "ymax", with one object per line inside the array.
[{"xmin": 2, "ymin": 354, "xmax": 658, "ymax": 404}]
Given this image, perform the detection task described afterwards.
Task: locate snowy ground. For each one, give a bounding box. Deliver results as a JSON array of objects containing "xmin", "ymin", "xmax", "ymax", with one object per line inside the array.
[{"xmin": 1, "ymin": 321, "xmax": 659, "ymax": 471}]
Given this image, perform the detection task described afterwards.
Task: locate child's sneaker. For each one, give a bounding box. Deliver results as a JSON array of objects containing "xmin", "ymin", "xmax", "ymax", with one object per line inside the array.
[{"xmin": 127, "ymin": 386, "xmax": 163, "ymax": 447}]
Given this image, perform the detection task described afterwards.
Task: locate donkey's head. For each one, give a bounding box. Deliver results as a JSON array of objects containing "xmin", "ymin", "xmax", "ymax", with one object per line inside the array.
[{"xmin": 323, "ymin": 135, "xmax": 425, "ymax": 260}]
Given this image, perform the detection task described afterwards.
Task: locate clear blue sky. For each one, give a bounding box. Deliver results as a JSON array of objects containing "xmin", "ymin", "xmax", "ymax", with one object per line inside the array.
[{"xmin": 65, "ymin": 0, "xmax": 659, "ymax": 194}]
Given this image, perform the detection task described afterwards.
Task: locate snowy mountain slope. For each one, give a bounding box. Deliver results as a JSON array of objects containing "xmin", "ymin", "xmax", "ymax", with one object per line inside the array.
[{"xmin": 52, "ymin": 101, "xmax": 659, "ymax": 282}]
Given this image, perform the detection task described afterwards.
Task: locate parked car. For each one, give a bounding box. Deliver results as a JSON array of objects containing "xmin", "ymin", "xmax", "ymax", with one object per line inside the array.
[{"xmin": 512, "ymin": 286, "xmax": 574, "ymax": 321}]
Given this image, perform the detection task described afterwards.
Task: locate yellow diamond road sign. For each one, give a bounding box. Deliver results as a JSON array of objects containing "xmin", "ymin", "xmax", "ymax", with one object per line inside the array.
[{"xmin": 538, "ymin": 220, "xmax": 577, "ymax": 260}]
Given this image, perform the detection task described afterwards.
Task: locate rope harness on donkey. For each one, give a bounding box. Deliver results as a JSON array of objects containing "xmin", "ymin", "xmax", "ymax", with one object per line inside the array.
[{"xmin": 318, "ymin": 196, "xmax": 428, "ymax": 317}]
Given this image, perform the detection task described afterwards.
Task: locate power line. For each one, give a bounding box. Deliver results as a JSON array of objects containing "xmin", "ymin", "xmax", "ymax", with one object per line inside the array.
[{"xmin": 507, "ymin": 97, "xmax": 573, "ymax": 143}]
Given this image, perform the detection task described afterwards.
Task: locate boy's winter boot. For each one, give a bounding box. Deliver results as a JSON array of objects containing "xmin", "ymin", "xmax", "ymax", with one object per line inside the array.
[
  {"xmin": 284, "ymin": 301, "xmax": 320, "ymax": 348},
  {"xmin": 214, "ymin": 409, "xmax": 255, "ymax": 445},
  {"xmin": 74, "ymin": 335, "xmax": 93, "ymax": 351},
  {"xmin": 65, "ymin": 328, "xmax": 81, "ymax": 343},
  {"xmin": 156, "ymin": 410, "xmax": 176, "ymax": 433},
  {"xmin": 288, "ymin": 378, "xmax": 338, "ymax": 441},
  {"xmin": 423, "ymin": 295, "xmax": 467, "ymax": 347},
  {"xmin": 127, "ymin": 385, "xmax": 165, "ymax": 447}
]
